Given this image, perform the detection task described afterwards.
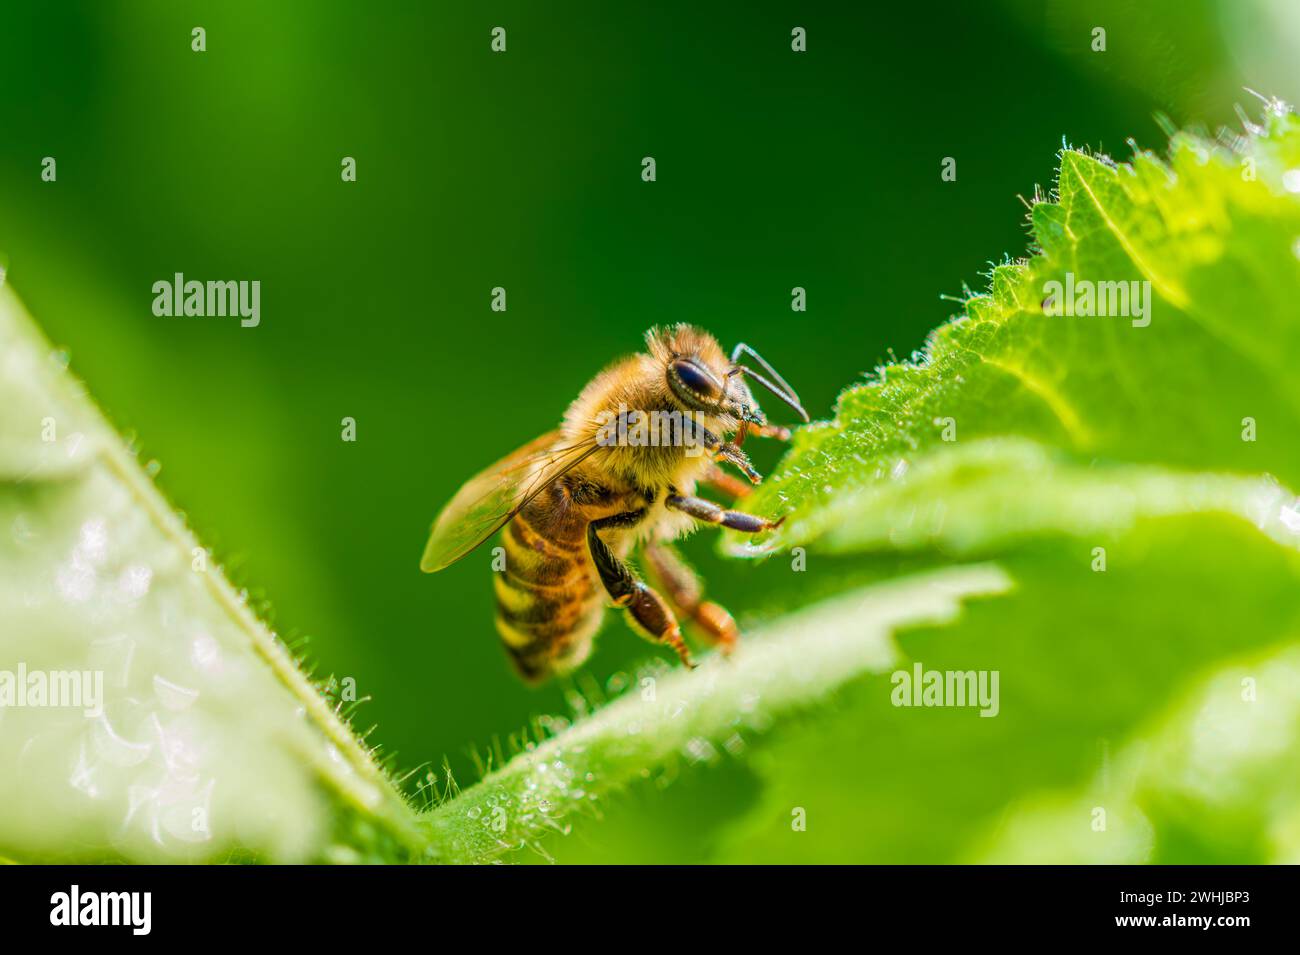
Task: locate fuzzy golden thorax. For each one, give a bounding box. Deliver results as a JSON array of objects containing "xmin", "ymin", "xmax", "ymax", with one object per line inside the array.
[{"xmin": 561, "ymin": 325, "xmax": 760, "ymax": 490}]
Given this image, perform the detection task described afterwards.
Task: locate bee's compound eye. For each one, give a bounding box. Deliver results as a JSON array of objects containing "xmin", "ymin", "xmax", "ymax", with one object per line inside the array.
[{"xmin": 671, "ymin": 359, "xmax": 722, "ymax": 401}]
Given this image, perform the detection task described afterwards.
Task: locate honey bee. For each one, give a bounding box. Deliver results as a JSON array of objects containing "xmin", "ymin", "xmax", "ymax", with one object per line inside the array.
[{"xmin": 420, "ymin": 324, "xmax": 808, "ymax": 684}]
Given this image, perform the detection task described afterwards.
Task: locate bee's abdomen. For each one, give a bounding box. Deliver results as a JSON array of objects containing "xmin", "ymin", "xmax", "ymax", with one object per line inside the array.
[{"xmin": 494, "ymin": 513, "xmax": 602, "ymax": 683}]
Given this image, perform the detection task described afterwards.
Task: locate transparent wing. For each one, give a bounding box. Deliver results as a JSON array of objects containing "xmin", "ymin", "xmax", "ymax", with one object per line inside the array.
[{"xmin": 420, "ymin": 430, "xmax": 601, "ymax": 572}]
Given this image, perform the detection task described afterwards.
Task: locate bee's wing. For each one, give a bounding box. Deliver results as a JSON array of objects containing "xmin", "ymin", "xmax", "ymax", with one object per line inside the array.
[{"xmin": 420, "ymin": 429, "xmax": 602, "ymax": 572}]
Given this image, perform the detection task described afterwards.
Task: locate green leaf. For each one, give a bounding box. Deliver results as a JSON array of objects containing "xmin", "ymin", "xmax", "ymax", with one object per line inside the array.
[
  {"xmin": 686, "ymin": 105, "xmax": 1300, "ymax": 864},
  {"xmin": 418, "ymin": 565, "xmax": 1011, "ymax": 863},
  {"xmin": 712, "ymin": 514, "xmax": 1300, "ymax": 863},
  {"xmin": 971, "ymin": 643, "xmax": 1300, "ymax": 864},
  {"xmin": 0, "ymin": 286, "xmax": 421, "ymax": 863},
  {"xmin": 728, "ymin": 107, "xmax": 1300, "ymax": 558}
]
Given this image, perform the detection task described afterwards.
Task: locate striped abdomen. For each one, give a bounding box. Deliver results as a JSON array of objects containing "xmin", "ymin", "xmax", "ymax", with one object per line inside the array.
[{"xmin": 494, "ymin": 508, "xmax": 603, "ymax": 683}]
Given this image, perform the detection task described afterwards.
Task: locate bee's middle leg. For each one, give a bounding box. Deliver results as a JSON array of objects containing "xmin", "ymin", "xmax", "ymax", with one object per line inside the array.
[
  {"xmin": 644, "ymin": 542, "xmax": 739, "ymax": 654},
  {"xmin": 587, "ymin": 512, "xmax": 696, "ymax": 669}
]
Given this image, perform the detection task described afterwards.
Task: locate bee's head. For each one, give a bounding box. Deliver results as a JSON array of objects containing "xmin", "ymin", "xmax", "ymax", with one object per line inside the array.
[{"xmin": 648, "ymin": 324, "xmax": 809, "ymax": 429}]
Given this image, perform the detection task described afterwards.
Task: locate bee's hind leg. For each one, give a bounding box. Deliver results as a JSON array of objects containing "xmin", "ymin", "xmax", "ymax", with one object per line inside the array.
[
  {"xmin": 644, "ymin": 543, "xmax": 740, "ymax": 655},
  {"xmin": 587, "ymin": 512, "xmax": 696, "ymax": 670}
]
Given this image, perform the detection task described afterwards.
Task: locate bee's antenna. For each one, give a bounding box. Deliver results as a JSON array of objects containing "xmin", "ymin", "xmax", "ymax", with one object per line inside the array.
[
  {"xmin": 734, "ymin": 365, "xmax": 809, "ymax": 422},
  {"xmin": 731, "ymin": 343, "xmax": 803, "ymax": 406},
  {"xmin": 729, "ymin": 344, "xmax": 809, "ymax": 423}
]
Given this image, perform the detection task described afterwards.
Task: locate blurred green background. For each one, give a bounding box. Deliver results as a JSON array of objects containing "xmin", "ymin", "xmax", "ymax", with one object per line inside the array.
[{"xmin": 2, "ymin": 0, "xmax": 1295, "ymax": 861}]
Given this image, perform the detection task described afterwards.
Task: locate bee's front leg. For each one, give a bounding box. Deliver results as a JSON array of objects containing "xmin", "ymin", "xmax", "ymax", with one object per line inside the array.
[
  {"xmin": 681, "ymin": 418, "xmax": 762, "ymax": 484},
  {"xmin": 587, "ymin": 512, "xmax": 696, "ymax": 669},
  {"xmin": 715, "ymin": 442, "xmax": 762, "ymax": 484},
  {"xmin": 664, "ymin": 493, "xmax": 784, "ymax": 534}
]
